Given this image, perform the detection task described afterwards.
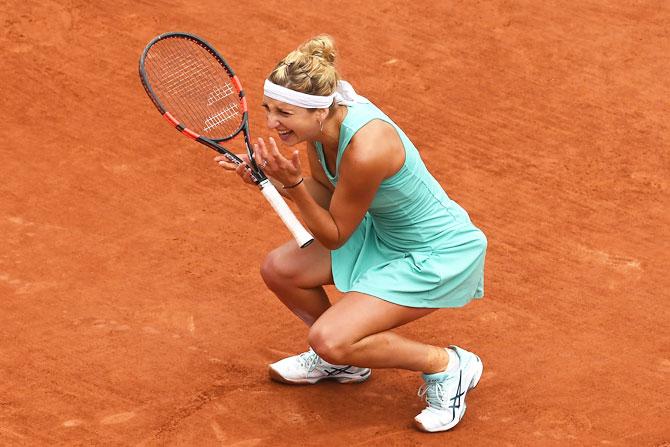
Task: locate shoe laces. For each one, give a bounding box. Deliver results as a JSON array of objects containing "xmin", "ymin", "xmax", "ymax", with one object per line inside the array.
[
  {"xmin": 297, "ymin": 349, "xmax": 321, "ymax": 373},
  {"xmin": 417, "ymin": 377, "xmax": 451, "ymax": 411}
]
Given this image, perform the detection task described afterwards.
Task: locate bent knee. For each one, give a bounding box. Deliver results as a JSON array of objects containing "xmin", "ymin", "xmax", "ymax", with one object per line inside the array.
[
  {"xmin": 259, "ymin": 248, "xmax": 293, "ymax": 289},
  {"xmin": 260, "ymin": 242, "xmax": 331, "ymax": 290},
  {"xmin": 307, "ymin": 324, "xmax": 353, "ymax": 365}
]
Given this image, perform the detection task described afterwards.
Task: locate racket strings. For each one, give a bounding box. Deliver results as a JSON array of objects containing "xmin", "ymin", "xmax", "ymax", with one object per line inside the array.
[
  {"xmin": 161, "ymin": 39, "xmax": 239, "ymax": 135},
  {"xmin": 160, "ymin": 39, "xmax": 238, "ymax": 129},
  {"xmin": 203, "ymin": 102, "xmax": 239, "ymax": 132},
  {"xmin": 160, "ymin": 42, "xmax": 217, "ymax": 130},
  {"xmin": 146, "ymin": 42, "xmax": 207, "ymax": 122},
  {"xmin": 206, "ymin": 84, "xmax": 235, "ymax": 105},
  {"xmin": 144, "ymin": 37, "xmax": 242, "ymax": 139}
]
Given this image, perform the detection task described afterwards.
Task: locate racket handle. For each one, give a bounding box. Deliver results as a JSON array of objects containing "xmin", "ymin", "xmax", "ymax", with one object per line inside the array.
[{"xmin": 259, "ymin": 180, "xmax": 314, "ymax": 248}]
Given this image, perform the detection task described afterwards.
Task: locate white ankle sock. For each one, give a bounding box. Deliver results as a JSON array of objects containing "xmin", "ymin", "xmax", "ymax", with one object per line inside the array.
[{"xmin": 446, "ymin": 348, "xmax": 460, "ymax": 374}]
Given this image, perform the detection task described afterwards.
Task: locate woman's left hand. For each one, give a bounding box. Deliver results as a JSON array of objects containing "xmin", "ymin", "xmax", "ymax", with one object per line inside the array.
[{"xmin": 253, "ymin": 137, "xmax": 302, "ymax": 187}]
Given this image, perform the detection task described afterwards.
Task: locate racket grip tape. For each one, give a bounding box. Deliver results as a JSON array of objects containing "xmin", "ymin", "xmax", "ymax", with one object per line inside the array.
[{"xmin": 259, "ymin": 180, "xmax": 314, "ymax": 248}]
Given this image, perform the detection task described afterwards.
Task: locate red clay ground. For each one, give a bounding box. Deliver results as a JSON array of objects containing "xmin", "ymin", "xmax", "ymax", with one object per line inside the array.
[{"xmin": 1, "ymin": 1, "xmax": 668, "ymax": 446}]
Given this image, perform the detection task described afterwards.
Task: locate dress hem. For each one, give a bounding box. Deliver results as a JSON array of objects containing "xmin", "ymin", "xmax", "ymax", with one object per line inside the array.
[{"xmin": 331, "ymin": 283, "xmax": 484, "ymax": 309}]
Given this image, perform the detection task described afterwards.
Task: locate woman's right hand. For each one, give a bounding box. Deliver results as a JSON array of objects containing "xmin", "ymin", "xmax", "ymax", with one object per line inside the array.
[{"xmin": 214, "ymin": 153, "xmax": 256, "ymax": 185}]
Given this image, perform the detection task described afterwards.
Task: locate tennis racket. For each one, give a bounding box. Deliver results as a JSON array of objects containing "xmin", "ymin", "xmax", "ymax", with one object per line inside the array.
[{"xmin": 139, "ymin": 32, "xmax": 314, "ymax": 248}]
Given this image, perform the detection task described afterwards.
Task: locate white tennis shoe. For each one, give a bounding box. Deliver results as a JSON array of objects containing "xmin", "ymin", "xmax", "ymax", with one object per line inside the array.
[
  {"xmin": 269, "ymin": 348, "xmax": 372, "ymax": 385},
  {"xmin": 414, "ymin": 345, "xmax": 483, "ymax": 432}
]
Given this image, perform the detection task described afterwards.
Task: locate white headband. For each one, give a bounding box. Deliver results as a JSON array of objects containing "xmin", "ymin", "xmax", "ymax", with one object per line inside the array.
[{"xmin": 263, "ymin": 79, "xmax": 367, "ymax": 108}]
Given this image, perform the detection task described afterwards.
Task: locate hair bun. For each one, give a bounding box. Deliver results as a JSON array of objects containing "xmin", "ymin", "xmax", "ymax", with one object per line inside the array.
[
  {"xmin": 268, "ymin": 34, "xmax": 340, "ymax": 97},
  {"xmin": 299, "ymin": 35, "xmax": 336, "ymax": 64}
]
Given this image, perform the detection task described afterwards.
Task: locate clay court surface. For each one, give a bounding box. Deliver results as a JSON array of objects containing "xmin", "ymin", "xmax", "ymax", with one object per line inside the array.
[{"xmin": 1, "ymin": 0, "xmax": 669, "ymax": 445}]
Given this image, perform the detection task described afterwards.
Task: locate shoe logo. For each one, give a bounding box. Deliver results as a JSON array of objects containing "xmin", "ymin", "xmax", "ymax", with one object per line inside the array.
[
  {"xmin": 449, "ymin": 371, "xmax": 465, "ymax": 420},
  {"xmin": 324, "ymin": 366, "xmax": 357, "ymax": 376}
]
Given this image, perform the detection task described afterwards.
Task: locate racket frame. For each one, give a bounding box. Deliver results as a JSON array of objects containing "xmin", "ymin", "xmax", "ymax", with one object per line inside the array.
[{"xmin": 139, "ymin": 32, "xmax": 314, "ymax": 248}]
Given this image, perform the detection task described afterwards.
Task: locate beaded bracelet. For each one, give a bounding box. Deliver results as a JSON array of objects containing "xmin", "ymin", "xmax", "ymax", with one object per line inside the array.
[{"xmin": 282, "ymin": 178, "xmax": 304, "ymax": 189}]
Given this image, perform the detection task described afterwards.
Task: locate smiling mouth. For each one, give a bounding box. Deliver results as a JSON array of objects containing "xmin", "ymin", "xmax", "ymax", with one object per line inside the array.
[{"xmin": 277, "ymin": 129, "xmax": 293, "ymax": 141}]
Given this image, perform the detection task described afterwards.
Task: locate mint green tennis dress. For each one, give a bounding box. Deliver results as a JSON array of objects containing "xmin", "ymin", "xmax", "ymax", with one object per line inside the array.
[{"xmin": 314, "ymin": 100, "xmax": 487, "ymax": 308}]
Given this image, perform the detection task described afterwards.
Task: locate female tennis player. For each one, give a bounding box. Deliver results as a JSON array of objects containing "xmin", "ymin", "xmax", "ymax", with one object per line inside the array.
[{"xmin": 216, "ymin": 35, "xmax": 487, "ymax": 432}]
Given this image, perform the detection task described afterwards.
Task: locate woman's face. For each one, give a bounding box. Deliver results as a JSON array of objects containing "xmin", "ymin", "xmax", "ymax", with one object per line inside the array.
[{"xmin": 262, "ymin": 97, "xmax": 324, "ymax": 146}]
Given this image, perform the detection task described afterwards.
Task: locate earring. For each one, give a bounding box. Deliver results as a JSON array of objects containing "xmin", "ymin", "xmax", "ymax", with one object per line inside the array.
[{"xmin": 318, "ymin": 120, "xmax": 323, "ymax": 132}]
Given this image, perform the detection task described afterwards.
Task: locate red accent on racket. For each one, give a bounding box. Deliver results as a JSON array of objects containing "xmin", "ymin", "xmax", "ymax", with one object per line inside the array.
[{"xmin": 139, "ymin": 32, "xmax": 313, "ymax": 248}]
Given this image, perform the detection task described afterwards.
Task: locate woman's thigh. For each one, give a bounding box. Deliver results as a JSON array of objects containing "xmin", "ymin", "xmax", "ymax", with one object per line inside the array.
[
  {"xmin": 261, "ymin": 239, "xmax": 334, "ymax": 289},
  {"xmin": 310, "ymin": 292, "xmax": 437, "ymax": 344}
]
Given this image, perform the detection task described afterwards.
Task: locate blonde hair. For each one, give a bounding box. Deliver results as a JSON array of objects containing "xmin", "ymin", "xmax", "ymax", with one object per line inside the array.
[{"xmin": 268, "ymin": 35, "xmax": 340, "ymax": 98}]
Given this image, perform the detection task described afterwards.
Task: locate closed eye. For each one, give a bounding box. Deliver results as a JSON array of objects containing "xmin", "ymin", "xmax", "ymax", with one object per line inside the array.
[{"xmin": 261, "ymin": 103, "xmax": 294, "ymax": 116}]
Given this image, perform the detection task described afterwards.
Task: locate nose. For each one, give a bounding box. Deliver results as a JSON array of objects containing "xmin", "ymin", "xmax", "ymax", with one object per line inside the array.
[{"xmin": 266, "ymin": 115, "xmax": 280, "ymax": 129}]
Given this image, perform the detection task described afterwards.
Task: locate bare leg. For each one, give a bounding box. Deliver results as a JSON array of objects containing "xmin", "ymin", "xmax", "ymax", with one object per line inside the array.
[
  {"xmin": 260, "ymin": 239, "xmax": 333, "ymax": 326},
  {"xmin": 308, "ymin": 292, "xmax": 450, "ymax": 374}
]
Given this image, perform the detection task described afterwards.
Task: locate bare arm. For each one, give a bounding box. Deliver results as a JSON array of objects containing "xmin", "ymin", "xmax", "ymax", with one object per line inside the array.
[{"xmin": 281, "ymin": 121, "xmax": 404, "ymax": 249}]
